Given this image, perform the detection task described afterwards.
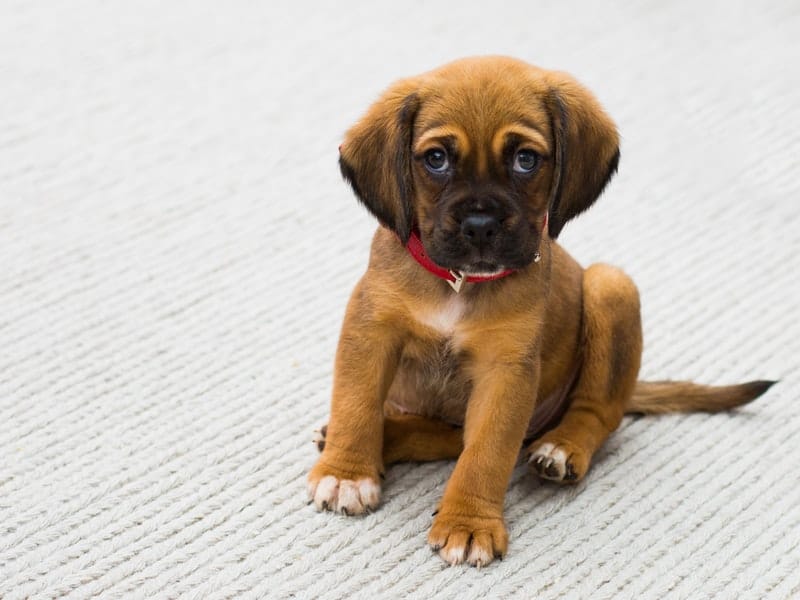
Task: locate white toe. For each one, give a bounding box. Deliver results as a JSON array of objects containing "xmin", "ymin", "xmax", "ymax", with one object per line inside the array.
[
  {"xmin": 313, "ymin": 475, "xmax": 339, "ymax": 511},
  {"xmin": 528, "ymin": 442, "xmax": 555, "ymax": 461},
  {"xmin": 356, "ymin": 478, "xmax": 381, "ymax": 509},
  {"xmin": 440, "ymin": 544, "xmax": 467, "ymax": 566},
  {"xmin": 337, "ymin": 479, "xmax": 364, "ymax": 514},
  {"xmin": 466, "ymin": 544, "xmax": 493, "ymax": 568}
]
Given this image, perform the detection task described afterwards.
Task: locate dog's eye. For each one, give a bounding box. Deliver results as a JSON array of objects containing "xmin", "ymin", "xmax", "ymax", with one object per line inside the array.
[
  {"xmin": 513, "ymin": 149, "xmax": 539, "ymax": 173},
  {"xmin": 424, "ymin": 149, "xmax": 449, "ymax": 174}
]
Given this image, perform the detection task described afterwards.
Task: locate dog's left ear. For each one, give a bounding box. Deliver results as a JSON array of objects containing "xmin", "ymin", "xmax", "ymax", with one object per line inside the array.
[
  {"xmin": 544, "ymin": 72, "xmax": 620, "ymax": 239},
  {"xmin": 339, "ymin": 79, "xmax": 420, "ymax": 244}
]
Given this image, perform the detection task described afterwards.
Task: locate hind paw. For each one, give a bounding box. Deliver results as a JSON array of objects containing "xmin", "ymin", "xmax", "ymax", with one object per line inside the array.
[{"xmin": 525, "ymin": 439, "xmax": 589, "ymax": 483}]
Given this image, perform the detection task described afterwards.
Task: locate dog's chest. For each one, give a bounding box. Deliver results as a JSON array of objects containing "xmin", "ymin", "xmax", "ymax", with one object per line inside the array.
[
  {"xmin": 413, "ymin": 295, "xmax": 465, "ymax": 338},
  {"xmin": 391, "ymin": 298, "xmax": 472, "ymax": 424}
]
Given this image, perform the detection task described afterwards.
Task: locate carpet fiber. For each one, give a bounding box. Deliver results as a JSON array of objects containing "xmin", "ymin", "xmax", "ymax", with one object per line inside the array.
[{"xmin": 1, "ymin": 2, "xmax": 798, "ymax": 598}]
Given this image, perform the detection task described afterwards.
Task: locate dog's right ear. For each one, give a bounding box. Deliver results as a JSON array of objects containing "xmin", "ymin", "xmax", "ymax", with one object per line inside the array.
[{"xmin": 339, "ymin": 80, "xmax": 420, "ymax": 245}]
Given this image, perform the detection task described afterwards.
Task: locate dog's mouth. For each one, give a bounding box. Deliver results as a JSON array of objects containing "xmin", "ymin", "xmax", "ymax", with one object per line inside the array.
[
  {"xmin": 420, "ymin": 219, "xmax": 541, "ymax": 274},
  {"xmin": 460, "ymin": 260, "xmax": 505, "ymax": 276},
  {"xmin": 425, "ymin": 241, "xmax": 533, "ymax": 274},
  {"xmin": 425, "ymin": 244, "xmax": 502, "ymax": 273}
]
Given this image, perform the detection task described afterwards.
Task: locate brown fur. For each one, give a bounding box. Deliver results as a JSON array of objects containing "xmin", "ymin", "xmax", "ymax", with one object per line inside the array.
[
  {"xmin": 627, "ymin": 380, "xmax": 775, "ymax": 414},
  {"xmin": 307, "ymin": 56, "xmax": 774, "ymax": 567}
]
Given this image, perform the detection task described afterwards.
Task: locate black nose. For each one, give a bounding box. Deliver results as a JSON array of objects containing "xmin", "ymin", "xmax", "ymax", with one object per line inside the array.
[{"xmin": 460, "ymin": 214, "xmax": 499, "ymax": 246}]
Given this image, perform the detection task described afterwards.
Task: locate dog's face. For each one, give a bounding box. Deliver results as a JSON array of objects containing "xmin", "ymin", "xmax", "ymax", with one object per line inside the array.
[
  {"xmin": 339, "ymin": 57, "xmax": 620, "ymax": 273},
  {"xmin": 408, "ymin": 67, "xmax": 558, "ymax": 273}
]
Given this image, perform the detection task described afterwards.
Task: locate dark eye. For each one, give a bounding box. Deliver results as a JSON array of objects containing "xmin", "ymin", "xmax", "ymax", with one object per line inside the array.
[
  {"xmin": 424, "ymin": 148, "xmax": 449, "ymax": 174},
  {"xmin": 513, "ymin": 149, "xmax": 539, "ymax": 173}
]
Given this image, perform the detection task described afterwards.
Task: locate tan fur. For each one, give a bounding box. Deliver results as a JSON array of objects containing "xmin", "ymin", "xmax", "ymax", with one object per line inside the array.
[{"xmin": 307, "ymin": 56, "xmax": 774, "ymax": 567}]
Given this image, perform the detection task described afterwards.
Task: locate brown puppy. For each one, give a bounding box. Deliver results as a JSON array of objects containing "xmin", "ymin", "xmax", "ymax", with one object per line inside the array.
[{"xmin": 307, "ymin": 56, "xmax": 774, "ymax": 567}]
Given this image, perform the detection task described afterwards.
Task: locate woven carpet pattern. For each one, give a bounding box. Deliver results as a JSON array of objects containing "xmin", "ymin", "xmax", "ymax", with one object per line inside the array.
[{"xmin": 1, "ymin": 2, "xmax": 798, "ymax": 598}]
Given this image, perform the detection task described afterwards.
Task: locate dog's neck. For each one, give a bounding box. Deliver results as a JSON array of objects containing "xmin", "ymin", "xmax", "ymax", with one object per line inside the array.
[
  {"xmin": 403, "ymin": 212, "xmax": 546, "ymax": 293},
  {"xmin": 403, "ymin": 231, "xmax": 515, "ymax": 293}
]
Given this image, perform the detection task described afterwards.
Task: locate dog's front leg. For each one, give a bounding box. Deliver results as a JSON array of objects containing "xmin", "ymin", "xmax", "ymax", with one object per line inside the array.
[
  {"xmin": 307, "ymin": 284, "xmax": 402, "ymax": 515},
  {"xmin": 429, "ymin": 356, "xmax": 539, "ymax": 567}
]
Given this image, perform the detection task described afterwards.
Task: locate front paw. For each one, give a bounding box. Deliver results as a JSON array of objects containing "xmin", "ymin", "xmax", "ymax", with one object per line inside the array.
[
  {"xmin": 428, "ymin": 511, "xmax": 508, "ymax": 567},
  {"xmin": 307, "ymin": 462, "xmax": 381, "ymax": 516}
]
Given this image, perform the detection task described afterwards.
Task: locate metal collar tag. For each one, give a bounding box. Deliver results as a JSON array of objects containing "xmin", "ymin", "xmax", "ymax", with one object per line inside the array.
[{"xmin": 447, "ymin": 270, "xmax": 466, "ymax": 293}]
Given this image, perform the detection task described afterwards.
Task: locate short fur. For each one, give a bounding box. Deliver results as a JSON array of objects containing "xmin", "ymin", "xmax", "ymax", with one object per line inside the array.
[{"xmin": 308, "ymin": 56, "xmax": 774, "ymax": 567}]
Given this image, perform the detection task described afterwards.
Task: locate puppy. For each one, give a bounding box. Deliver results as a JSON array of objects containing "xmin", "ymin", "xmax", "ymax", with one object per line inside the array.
[{"xmin": 307, "ymin": 56, "xmax": 774, "ymax": 567}]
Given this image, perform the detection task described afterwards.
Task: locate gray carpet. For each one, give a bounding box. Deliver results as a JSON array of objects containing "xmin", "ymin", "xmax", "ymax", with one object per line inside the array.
[{"xmin": 1, "ymin": 2, "xmax": 798, "ymax": 598}]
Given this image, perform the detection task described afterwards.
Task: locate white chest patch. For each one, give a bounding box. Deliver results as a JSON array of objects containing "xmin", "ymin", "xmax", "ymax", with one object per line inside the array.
[{"xmin": 414, "ymin": 295, "xmax": 465, "ymax": 337}]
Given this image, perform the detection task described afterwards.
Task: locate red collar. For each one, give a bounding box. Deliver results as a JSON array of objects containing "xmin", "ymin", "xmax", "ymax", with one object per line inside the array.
[{"xmin": 404, "ymin": 214, "xmax": 546, "ymax": 292}]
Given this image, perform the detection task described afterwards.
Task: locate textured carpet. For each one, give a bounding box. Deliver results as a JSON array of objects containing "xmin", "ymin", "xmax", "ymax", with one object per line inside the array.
[{"xmin": 1, "ymin": 2, "xmax": 799, "ymax": 598}]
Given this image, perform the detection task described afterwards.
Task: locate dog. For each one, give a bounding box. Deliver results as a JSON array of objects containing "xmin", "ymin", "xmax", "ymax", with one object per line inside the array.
[{"xmin": 307, "ymin": 56, "xmax": 774, "ymax": 567}]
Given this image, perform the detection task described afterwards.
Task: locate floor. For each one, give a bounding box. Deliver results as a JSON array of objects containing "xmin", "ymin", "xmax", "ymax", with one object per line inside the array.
[{"xmin": 1, "ymin": 2, "xmax": 799, "ymax": 598}]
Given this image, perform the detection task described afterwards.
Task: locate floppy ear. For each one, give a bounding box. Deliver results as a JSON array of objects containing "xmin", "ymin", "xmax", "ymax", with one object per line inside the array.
[
  {"xmin": 545, "ymin": 73, "xmax": 620, "ymax": 239},
  {"xmin": 339, "ymin": 80, "xmax": 420, "ymax": 244}
]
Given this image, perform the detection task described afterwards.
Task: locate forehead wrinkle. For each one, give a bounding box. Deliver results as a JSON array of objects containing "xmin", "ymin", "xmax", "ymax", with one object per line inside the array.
[
  {"xmin": 491, "ymin": 125, "xmax": 550, "ymax": 160},
  {"xmin": 415, "ymin": 125, "xmax": 470, "ymax": 157},
  {"xmin": 475, "ymin": 141, "xmax": 489, "ymax": 178}
]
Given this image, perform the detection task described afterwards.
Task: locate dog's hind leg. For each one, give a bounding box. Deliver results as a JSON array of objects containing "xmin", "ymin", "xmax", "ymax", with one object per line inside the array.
[
  {"xmin": 525, "ymin": 263, "xmax": 643, "ymax": 483},
  {"xmin": 383, "ymin": 414, "xmax": 464, "ymax": 465},
  {"xmin": 316, "ymin": 414, "xmax": 463, "ymax": 466}
]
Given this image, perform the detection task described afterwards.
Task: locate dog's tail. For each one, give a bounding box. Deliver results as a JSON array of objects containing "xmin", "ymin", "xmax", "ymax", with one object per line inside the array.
[{"xmin": 625, "ymin": 380, "xmax": 776, "ymax": 415}]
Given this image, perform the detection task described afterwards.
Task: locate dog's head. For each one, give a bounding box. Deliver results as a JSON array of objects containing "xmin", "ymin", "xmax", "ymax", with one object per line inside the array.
[{"xmin": 339, "ymin": 56, "xmax": 619, "ymax": 275}]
